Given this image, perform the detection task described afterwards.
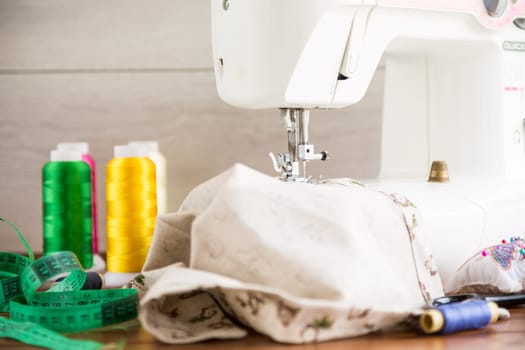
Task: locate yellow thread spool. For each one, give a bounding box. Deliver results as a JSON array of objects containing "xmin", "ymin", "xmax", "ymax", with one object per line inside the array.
[
  {"xmin": 106, "ymin": 145, "xmax": 157, "ymax": 286},
  {"xmin": 128, "ymin": 141, "xmax": 168, "ymax": 214}
]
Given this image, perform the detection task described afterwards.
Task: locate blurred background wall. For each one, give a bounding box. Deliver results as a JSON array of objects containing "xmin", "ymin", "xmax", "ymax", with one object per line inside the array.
[{"xmin": 0, "ymin": 0, "xmax": 384, "ymax": 253}]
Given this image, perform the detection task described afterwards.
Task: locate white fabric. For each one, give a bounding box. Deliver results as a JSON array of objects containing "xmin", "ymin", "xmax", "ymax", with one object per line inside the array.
[
  {"xmin": 137, "ymin": 164, "xmax": 443, "ymax": 344},
  {"xmin": 445, "ymin": 240, "xmax": 525, "ymax": 295}
]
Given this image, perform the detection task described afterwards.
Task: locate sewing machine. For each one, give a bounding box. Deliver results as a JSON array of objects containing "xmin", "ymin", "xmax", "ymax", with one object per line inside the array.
[{"xmin": 211, "ymin": 0, "xmax": 525, "ymax": 283}]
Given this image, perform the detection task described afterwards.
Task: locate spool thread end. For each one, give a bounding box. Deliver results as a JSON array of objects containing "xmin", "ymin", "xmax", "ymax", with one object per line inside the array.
[
  {"xmin": 420, "ymin": 309, "xmax": 444, "ymax": 334},
  {"xmin": 488, "ymin": 301, "xmax": 499, "ymax": 323}
]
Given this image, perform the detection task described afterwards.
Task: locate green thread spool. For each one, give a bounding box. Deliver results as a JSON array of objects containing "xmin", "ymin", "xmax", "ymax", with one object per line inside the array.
[{"xmin": 42, "ymin": 150, "xmax": 93, "ymax": 268}]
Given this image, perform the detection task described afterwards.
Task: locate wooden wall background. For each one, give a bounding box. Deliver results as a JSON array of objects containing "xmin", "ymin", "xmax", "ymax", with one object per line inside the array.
[{"xmin": 0, "ymin": 0, "xmax": 384, "ymax": 253}]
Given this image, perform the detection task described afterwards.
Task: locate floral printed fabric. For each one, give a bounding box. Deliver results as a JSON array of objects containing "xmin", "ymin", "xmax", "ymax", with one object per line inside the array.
[
  {"xmin": 445, "ymin": 239, "xmax": 525, "ymax": 295},
  {"xmin": 137, "ymin": 164, "xmax": 443, "ymax": 344}
]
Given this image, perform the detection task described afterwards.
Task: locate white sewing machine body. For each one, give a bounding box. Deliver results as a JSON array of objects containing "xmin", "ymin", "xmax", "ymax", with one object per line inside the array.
[{"xmin": 211, "ymin": 0, "xmax": 525, "ymax": 282}]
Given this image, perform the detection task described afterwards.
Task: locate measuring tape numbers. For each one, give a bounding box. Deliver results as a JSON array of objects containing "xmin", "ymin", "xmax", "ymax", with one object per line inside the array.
[
  {"xmin": 1, "ymin": 217, "xmax": 138, "ymax": 349},
  {"xmin": 0, "ymin": 252, "xmax": 32, "ymax": 312}
]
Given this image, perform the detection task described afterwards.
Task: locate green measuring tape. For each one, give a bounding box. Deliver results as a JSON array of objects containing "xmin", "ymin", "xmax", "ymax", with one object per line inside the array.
[
  {"xmin": 0, "ymin": 317, "xmax": 109, "ymax": 350},
  {"xmin": 0, "ymin": 217, "xmax": 34, "ymax": 313},
  {"xmin": 0, "ymin": 217, "xmax": 139, "ymax": 349}
]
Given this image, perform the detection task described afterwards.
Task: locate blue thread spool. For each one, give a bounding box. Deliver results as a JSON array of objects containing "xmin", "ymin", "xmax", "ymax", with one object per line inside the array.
[{"xmin": 420, "ymin": 300, "xmax": 499, "ymax": 334}]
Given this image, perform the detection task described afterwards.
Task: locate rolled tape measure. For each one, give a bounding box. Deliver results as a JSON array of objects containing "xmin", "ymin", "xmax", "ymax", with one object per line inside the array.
[
  {"xmin": 0, "ymin": 252, "xmax": 32, "ymax": 311},
  {"xmin": 0, "ymin": 217, "xmax": 138, "ymax": 350},
  {"xmin": 12, "ymin": 251, "xmax": 138, "ymax": 333}
]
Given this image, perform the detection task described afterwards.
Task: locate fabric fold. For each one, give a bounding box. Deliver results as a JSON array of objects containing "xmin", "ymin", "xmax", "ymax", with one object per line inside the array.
[{"xmin": 137, "ymin": 164, "xmax": 443, "ymax": 344}]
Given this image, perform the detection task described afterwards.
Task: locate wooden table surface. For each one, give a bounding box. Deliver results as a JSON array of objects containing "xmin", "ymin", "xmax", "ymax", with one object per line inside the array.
[{"xmin": 2, "ymin": 305, "xmax": 525, "ymax": 349}]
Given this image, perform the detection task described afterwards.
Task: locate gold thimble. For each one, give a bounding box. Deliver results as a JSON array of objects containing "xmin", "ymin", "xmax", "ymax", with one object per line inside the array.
[{"xmin": 428, "ymin": 161, "xmax": 449, "ymax": 183}]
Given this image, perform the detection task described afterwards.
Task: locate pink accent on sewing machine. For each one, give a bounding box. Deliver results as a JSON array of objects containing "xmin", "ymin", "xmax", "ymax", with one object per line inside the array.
[{"xmin": 379, "ymin": 0, "xmax": 525, "ymax": 27}]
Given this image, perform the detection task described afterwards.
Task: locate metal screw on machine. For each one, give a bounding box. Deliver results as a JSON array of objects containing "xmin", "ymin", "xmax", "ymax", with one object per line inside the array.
[
  {"xmin": 298, "ymin": 144, "xmax": 329, "ymax": 161},
  {"xmin": 515, "ymin": 18, "xmax": 525, "ymax": 30}
]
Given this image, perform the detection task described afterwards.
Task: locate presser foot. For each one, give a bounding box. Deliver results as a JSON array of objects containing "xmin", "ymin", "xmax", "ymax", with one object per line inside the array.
[{"xmin": 269, "ymin": 108, "xmax": 329, "ymax": 182}]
